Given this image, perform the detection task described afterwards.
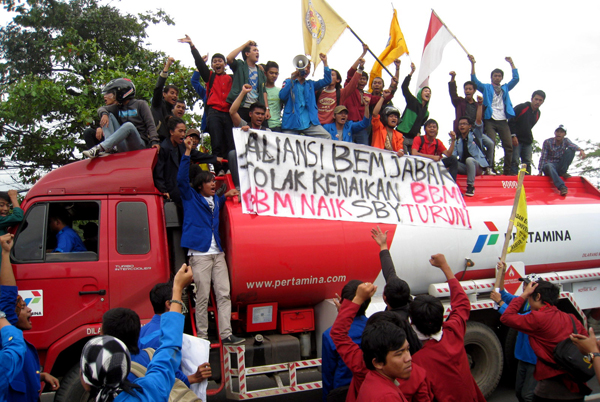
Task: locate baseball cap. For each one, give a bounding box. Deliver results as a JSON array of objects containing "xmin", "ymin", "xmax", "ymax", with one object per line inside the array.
[
  {"xmin": 519, "ymin": 274, "xmax": 542, "ymax": 284},
  {"xmin": 334, "ymin": 105, "xmax": 348, "ymax": 114},
  {"xmin": 555, "ymin": 125, "xmax": 567, "ymax": 133},
  {"xmin": 186, "ymin": 128, "xmax": 200, "ymax": 138}
]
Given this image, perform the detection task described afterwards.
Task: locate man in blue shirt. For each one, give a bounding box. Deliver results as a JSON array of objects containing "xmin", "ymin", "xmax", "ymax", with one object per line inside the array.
[{"xmin": 48, "ymin": 211, "xmax": 87, "ymax": 253}]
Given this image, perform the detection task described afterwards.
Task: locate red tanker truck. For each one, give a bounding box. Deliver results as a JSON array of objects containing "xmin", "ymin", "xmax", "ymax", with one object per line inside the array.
[{"xmin": 8, "ymin": 147, "xmax": 600, "ymax": 400}]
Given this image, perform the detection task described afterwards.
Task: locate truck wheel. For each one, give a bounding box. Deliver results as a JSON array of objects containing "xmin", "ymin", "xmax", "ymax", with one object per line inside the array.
[
  {"xmin": 54, "ymin": 364, "xmax": 90, "ymax": 402},
  {"xmin": 464, "ymin": 321, "xmax": 503, "ymax": 398}
]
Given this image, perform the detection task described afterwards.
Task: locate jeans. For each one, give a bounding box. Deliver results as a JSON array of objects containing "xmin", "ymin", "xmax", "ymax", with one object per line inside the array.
[
  {"xmin": 512, "ymin": 142, "xmax": 533, "ymax": 174},
  {"xmin": 541, "ymin": 148, "xmax": 575, "ymax": 190},
  {"xmin": 481, "ymin": 134, "xmax": 495, "ymax": 168},
  {"xmin": 442, "ymin": 155, "xmax": 458, "ymax": 182},
  {"xmin": 190, "ymin": 253, "xmax": 233, "ymax": 339},
  {"xmin": 457, "ymin": 157, "xmax": 483, "ymax": 186},
  {"xmin": 515, "ymin": 360, "xmax": 537, "ymax": 402},
  {"xmin": 83, "ymin": 127, "xmax": 102, "ymax": 149},
  {"xmin": 283, "ymin": 124, "xmax": 331, "ymax": 140},
  {"xmin": 207, "ymin": 108, "xmax": 234, "ymax": 159},
  {"xmin": 352, "ymin": 127, "xmax": 369, "ymax": 145},
  {"xmin": 101, "ymin": 114, "xmax": 145, "ymax": 152},
  {"xmin": 484, "ymin": 119, "xmax": 512, "ymax": 174}
]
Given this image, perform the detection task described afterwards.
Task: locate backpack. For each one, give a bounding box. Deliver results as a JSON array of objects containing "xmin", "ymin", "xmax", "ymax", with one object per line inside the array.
[
  {"xmin": 539, "ymin": 316, "xmax": 595, "ymax": 383},
  {"xmin": 417, "ymin": 136, "xmax": 439, "ymax": 155},
  {"xmin": 130, "ymin": 348, "xmax": 202, "ymax": 402}
]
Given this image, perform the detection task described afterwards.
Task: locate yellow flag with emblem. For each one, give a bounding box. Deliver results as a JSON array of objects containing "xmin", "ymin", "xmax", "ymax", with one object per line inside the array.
[
  {"xmin": 302, "ymin": 0, "xmax": 348, "ymax": 71},
  {"xmin": 369, "ymin": 9, "xmax": 409, "ymax": 91},
  {"xmin": 508, "ymin": 186, "xmax": 528, "ymax": 253}
]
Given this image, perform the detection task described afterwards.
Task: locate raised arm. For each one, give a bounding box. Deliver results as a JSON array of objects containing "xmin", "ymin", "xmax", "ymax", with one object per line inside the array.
[
  {"xmin": 443, "ymin": 132, "xmax": 456, "ymax": 157},
  {"xmin": 153, "ymin": 57, "xmax": 174, "ymax": 108},
  {"xmin": 475, "ymin": 95, "xmax": 483, "ymax": 126},
  {"xmin": 230, "ymin": 84, "xmax": 252, "ymax": 127},
  {"xmin": 371, "ymin": 226, "xmax": 400, "ymax": 282},
  {"xmin": 350, "ymin": 44, "xmax": 368, "ymax": 71},
  {"xmin": 0, "ymin": 234, "xmax": 16, "ymax": 286},
  {"xmin": 448, "ymin": 71, "xmax": 460, "ymax": 106},
  {"xmin": 505, "ymin": 57, "xmax": 519, "ymax": 90},
  {"xmin": 227, "ymin": 40, "xmax": 255, "ymax": 66},
  {"xmin": 179, "ymin": 35, "xmax": 211, "ymax": 82},
  {"xmin": 372, "ymin": 89, "xmax": 390, "ymax": 118}
]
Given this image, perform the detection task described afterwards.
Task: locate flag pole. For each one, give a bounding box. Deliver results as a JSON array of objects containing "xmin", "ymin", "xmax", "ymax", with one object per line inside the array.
[
  {"xmin": 347, "ymin": 27, "xmax": 395, "ymax": 78},
  {"xmin": 495, "ymin": 164, "xmax": 527, "ymax": 289},
  {"xmin": 431, "ymin": 9, "xmax": 470, "ymax": 55}
]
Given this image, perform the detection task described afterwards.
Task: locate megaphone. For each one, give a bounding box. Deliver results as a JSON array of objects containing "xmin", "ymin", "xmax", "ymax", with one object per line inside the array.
[{"xmin": 292, "ymin": 55, "xmax": 310, "ymax": 71}]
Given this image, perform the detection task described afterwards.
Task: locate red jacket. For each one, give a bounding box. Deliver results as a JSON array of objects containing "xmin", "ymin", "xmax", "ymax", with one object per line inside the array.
[
  {"xmin": 500, "ymin": 296, "xmax": 590, "ymax": 393},
  {"xmin": 330, "ymin": 300, "xmax": 430, "ymax": 402},
  {"xmin": 344, "ymin": 68, "xmax": 393, "ymax": 122},
  {"xmin": 411, "ymin": 278, "xmax": 485, "ymax": 402},
  {"xmin": 357, "ymin": 370, "xmax": 408, "ymax": 402}
]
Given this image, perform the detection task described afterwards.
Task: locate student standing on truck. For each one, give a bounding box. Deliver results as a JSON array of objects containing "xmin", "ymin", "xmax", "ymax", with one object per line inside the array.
[
  {"xmin": 0, "ymin": 234, "xmax": 60, "ymax": 400},
  {"xmin": 80, "ymin": 264, "xmax": 193, "ymax": 401},
  {"xmin": 177, "ymin": 136, "xmax": 243, "ymax": 344},
  {"xmin": 538, "ymin": 125, "xmax": 585, "ymax": 196},
  {"xmin": 509, "ymin": 90, "xmax": 546, "ymax": 175},
  {"xmin": 396, "ymin": 63, "xmax": 431, "ymax": 155},
  {"xmin": 154, "ymin": 117, "xmax": 220, "ymax": 206},
  {"xmin": 410, "ymin": 254, "xmax": 485, "ymax": 402},
  {"xmin": 151, "ymin": 56, "xmax": 179, "ymax": 141},
  {"xmin": 501, "ymin": 279, "xmax": 592, "ymax": 400}
]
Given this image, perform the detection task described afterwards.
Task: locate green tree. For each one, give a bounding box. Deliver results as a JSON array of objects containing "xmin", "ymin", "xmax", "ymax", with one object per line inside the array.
[{"xmin": 0, "ymin": 0, "xmax": 202, "ymax": 184}]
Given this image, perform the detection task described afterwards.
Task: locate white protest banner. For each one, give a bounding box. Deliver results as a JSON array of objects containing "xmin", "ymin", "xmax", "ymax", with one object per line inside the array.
[{"xmin": 233, "ymin": 128, "xmax": 470, "ymax": 229}]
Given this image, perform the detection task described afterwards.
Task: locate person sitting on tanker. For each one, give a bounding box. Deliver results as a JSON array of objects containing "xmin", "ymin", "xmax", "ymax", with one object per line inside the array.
[
  {"xmin": 154, "ymin": 117, "xmax": 220, "ymax": 206},
  {"xmin": 177, "ymin": 136, "xmax": 242, "ymax": 345},
  {"xmin": 279, "ymin": 53, "xmax": 332, "ymax": 139},
  {"xmin": 0, "ymin": 190, "xmax": 23, "ymax": 237},
  {"xmin": 151, "ymin": 56, "xmax": 179, "ymax": 141},
  {"xmin": 79, "ymin": 264, "xmax": 193, "ymax": 401},
  {"xmin": 83, "ymin": 78, "xmax": 161, "ymax": 158},
  {"xmin": 371, "ymin": 89, "xmax": 405, "ymax": 157},
  {"xmin": 83, "ymin": 89, "xmax": 118, "ymax": 149},
  {"xmin": 330, "ymin": 282, "xmax": 430, "ymax": 402},
  {"xmin": 448, "ymin": 71, "xmax": 495, "ymax": 175},
  {"xmin": 538, "ymin": 125, "xmax": 585, "ymax": 197},
  {"xmin": 230, "ymin": 84, "xmax": 270, "ymax": 132},
  {"xmin": 452, "ymin": 96, "xmax": 489, "ymax": 197},
  {"xmin": 48, "ymin": 210, "xmax": 87, "ymax": 253},
  {"xmin": 322, "ymin": 98, "xmax": 371, "ymax": 142},
  {"xmin": 0, "ymin": 234, "xmax": 60, "ymax": 399},
  {"xmin": 500, "ymin": 278, "xmax": 592, "ymax": 400},
  {"xmin": 397, "ymin": 63, "xmax": 431, "ymax": 155},
  {"xmin": 490, "ymin": 266, "xmax": 539, "ymax": 402},
  {"xmin": 322, "ymin": 280, "xmax": 370, "ymax": 402},
  {"xmin": 409, "ymin": 254, "xmax": 485, "ymax": 402},
  {"xmin": 411, "ymin": 119, "xmax": 458, "ymax": 182},
  {"xmin": 101, "ymin": 306, "xmax": 210, "ymax": 390}
]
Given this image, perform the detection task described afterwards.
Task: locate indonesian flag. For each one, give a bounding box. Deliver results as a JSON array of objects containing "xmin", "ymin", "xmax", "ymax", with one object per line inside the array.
[{"xmin": 416, "ymin": 11, "xmax": 455, "ymax": 89}]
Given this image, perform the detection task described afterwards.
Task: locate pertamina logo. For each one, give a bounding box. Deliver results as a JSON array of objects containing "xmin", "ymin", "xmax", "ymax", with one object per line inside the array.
[
  {"xmin": 472, "ymin": 221, "xmax": 499, "ymax": 253},
  {"xmin": 18, "ymin": 290, "xmax": 44, "ymax": 317}
]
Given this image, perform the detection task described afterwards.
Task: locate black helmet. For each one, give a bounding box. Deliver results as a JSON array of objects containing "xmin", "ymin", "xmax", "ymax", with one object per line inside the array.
[
  {"xmin": 102, "ymin": 78, "xmax": 136, "ymax": 103},
  {"xmin": 383, "ymin": 106, "xmax": 400, "ymax": 118}
]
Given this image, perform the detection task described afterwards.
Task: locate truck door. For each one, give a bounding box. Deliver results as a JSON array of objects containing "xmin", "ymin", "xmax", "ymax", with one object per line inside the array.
[{"xmin": 11, "ymin": 199, "xmax": 108, "ymax": 351}]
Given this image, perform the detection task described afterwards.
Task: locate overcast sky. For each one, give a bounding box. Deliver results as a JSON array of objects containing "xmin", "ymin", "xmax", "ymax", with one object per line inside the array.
[{"xmin": 2, "ymin": 0, "xmax": 599, "ymax": 189}]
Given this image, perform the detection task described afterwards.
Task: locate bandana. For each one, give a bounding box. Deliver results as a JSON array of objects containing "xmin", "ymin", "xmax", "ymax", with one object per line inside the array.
[{"xmin": 81, "ymin": 336, "xmax": 131, "ymax": 402}]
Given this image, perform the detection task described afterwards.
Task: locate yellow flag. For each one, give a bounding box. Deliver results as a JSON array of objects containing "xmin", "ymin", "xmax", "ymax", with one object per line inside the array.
[
  {"xmin": 369, "ymin": 9, "xmax": 409, "ymax": 91},
  {"xmin": 508, "ymin": 186, "xmax": 528, "ymax": 253},
  {"xmin": 302, "ymin": 0, "xmax": 348, "ymax": 71}
]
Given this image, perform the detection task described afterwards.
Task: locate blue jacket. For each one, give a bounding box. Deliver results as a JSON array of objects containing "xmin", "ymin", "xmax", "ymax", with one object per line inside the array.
[
  {"xmin": 323, "ymin": 117, "xmax": 371, "ymax": 143},
  {"xmin": 177, "ymin": 154, "xmax": 225, "ymax": 252},
  {"xmin": 321, "ymin": 315, "xmax": 367, "ymax": 401},
  {"xmin": 191, "ymin": 71, "xmax": 208, "ymax": 132},
  {"xmin": 471, "ymin": 69, "xmax": 519, "ymax": 120},
  {"xmin": 139, "ymin": 314, "xmax": 161, "ymax": 350},
  {"xmin": 498, "ymin": 290, "xmax": 537, "ymax": 365},
  {"xmin": 0, "ymin": 326, "xmax": 26, "ymax": 402},
  {"xmin": 453, "ymin": 122, "xmax": 489, "ymax": 168},
  {"xmin": 116, "ymin": 312, "xmax": 184, "ymax": 401},
  {"xmin": 0, "ymin": 285, "xmax": 40, "ymax": 402},
  {"xmin": 279, "ymin": 67, "xmax": 331, "ymax": 130}
]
